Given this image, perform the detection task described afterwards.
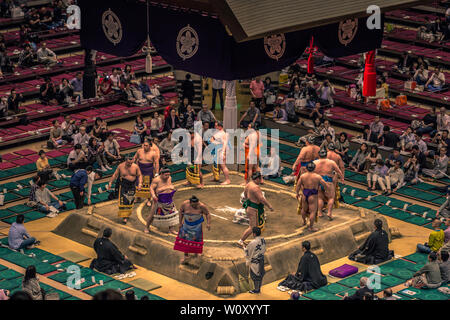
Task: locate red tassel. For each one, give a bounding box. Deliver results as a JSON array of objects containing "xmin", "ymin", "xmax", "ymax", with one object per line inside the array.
[
  {"xmin": 362, "ymin": 50, "xmax": 377, "ymax": 97},
  {"xmin": 307, "ymin": 37, "xmax": 314, "ymax": 74}
]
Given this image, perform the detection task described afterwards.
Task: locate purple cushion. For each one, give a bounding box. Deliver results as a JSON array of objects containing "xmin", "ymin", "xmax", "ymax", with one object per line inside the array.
[{"xmin": 329, "ymin": 264, "xmax": 358, "ymax": 278}]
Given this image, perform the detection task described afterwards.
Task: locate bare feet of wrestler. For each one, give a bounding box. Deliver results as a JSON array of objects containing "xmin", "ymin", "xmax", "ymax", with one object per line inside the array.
[
  {"xmin": 169, "ymin": 227, "xmax": 178, "ymax": 235},
  {"xmin": 196, "ymin": 184, "xmax": 204, "ymax": 189},
  {"xmin": 220, "ymin": 180, "xmax": 231, "ymax": 185},
  {"xmin": 309, "ymin": 226, "xmax": 319, "ymax": 232},
  {"xmin": 146, "ymin": 200, "xmax": 152, "ymax": 207},
  {"xmin": 144, "ymin": 228, "xmax": 150, "ymax": 234},
  {"xmin": 122, "ymin": 218, "xmax": 128, "ymax": 224}
]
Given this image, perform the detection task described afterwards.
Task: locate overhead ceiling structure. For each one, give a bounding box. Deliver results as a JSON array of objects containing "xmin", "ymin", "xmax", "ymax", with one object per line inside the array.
[{"xmin": 79, "ymin": 0, "xmax": 432, "ymax": 79}]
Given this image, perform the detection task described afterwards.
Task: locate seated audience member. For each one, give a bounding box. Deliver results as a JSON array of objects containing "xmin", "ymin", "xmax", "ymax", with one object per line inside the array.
[
  {"xmin": 149, "ymin": 83, "xmax": 164, "ymax": 104},
  {"xmin": 436, "ymin": 107, "xmax": 450, "ymax": 134},
  {"xmin": 284, "ymin": 97, "xmax": 299, "ymax": 123},
  {"xmin": 137, "ymin": 78, "xmax": 152, "ymax": 100},
  {"xmin": 367, "ymin": 159, "xmax": 388, "ymax": 191},
  {"xmin": 362, "ymin": 124, "xmax": 370, "ymax": 141},
  {"xmin": 320, "ymin": 119, "xmax": 335, "ymax": 141},
  {"xmin": 305, "ymin": 81, "xmax": 319, "ymax": 108},
  {"xmin": 87, "ymin": 138, "xmax": 110, "ymax": 172},
  {"xmin": 90, "ymin": 228, "xmax": 136, "ymax": 275},
  {"xmin": 178, "ymin": 97, "xmax": 190, "ymax": 117},
  {"xmin": 123, "ymin": 82, "xmax": 146, "ymax": 105},
  {"xmin": 393, "ymin": 52, "xmax": 413, "ymax": 73},
  {"xmin": 438, "ymin": 190, "xmax": 450, "ymax": 219},
  {"xmin": 262, "ymin": 77, "xmax": 276, "ymax": 112},
  {"xmin": 368, "ymin": 115, "xmax": 384, "ymax": 143},
  {"xmin": 426, "ymin": 66, "xmax": 445, "ymax": 91},
  {"xmin": 48, "ymin": 120, "xmax": 65, "ymax": 149},
  {"xmin": 0, "ymin": 96, "xmax": 7, "ymax": 117},
  {"xmin": 40, "ymin": 77, "xmax": 58, "ymax": 105},
  {"xmin": 261, "ymin": 147, "xmax": 281, "ymax": 179},
  {"xmin": 0, "ymin": 44, "xmax": 13, "ymax": 75},
  {"xmin": 415, "ymin": 133, "xmax": 431, "ymax": 156},
  {"xmin": 316, "ymin": 79, "xmax": 335, "ymax": 107},
  {"xmin": 422, "ymin": 147, "xmax": 449, "ymax": 179},
  {"xmin": 92, "ymin": 117, "xmax": 108, "ymax": 142},
  {"xmin": 417, "ymin": 218, "xmax": 445, "ymax": 254},
  {"xmin": 61, "ymin": 114, "xmax": 76, "ymax": 142},
  {"xmin": 72, "ymin": 126, "xmax": 90, "ymax": 149},
  {"xmin": 343, "ymin": 277, "xmax": 374, "ymax": 300},
  {"xmin": 277, "ymin": 241, "xmax": 327, "ymax": 292},
  {"xmin": 387, "ymin": 148, "xmax": 404, "ymax": 167},
  {"xmin": 104, "ymin": 132, "xmax": 122, "ymax": 164},
  {"xmin": 70, "ymin": 72, "xmax": 83, "ymax": 98},
  {"xmin": 37, "ymin": 42, "xmax": 58, "ymax": 66},
  {"xmin": 35, "ymin": 181, "xmax": 65, "ymax": 216},
  {"xmin": 319, "ymin": 133, "xmax": 333, "ymax": 150},
  {"xmin": 121, "ymin": 64, "xmax": 135, "ymax": 83},
  {"xmin": 239, "ymin": 100, "xmax": 261, "ymax": 129},
  {"xmin": 309, "ymin": 102, "xmax": 324, "ymax": 123},
  {"xmin": 38, "ymin": 6, "xmax": 54, "ymax": 29},
  {"xmin": 150, "ymin": 111, "xmax": 163, "ymax": 137},
  {"xmin": 400, "ymin": 127, "xmax": 416, "ymax": 151},
  {"xmin": 197, "ymin": 103, "xmax": 216, "ymax": 129},
  {"xmin": 28, "ymin": 176, "xmax": 40, "ymax": 206},
  {"xmin": 7, "ymin": 89, "xmax": 24, "ymax": 114},
  {"xmin": 335, "ymin": 132, "xmax": 349, "ymax": 163},
  {"xmin": 439, "ymin": 250, "xmax": 449, "ymax": 284},
  {"xmin": 159, "ymin": 130, "xmax": 175, "ymax": 161},
  {"xmin": 98, "ymin": 73, "xmax": 112, "ymax": 96},
  {"xmin": 8, "ymin": 214, "xmax": 38, "ymax": 250},
  {"xmin": 164, "ymin": 108, "xmax": 181, "ymax": 132},
  {"xmin": 382, "ymin": 126, "xmax": 400, "ymax": 149},
  {"xmin": 67, "ymin": 144, "xmax": 88, "ymax": 171},
  {"xmin": 363, "ymin": 145, "xmax": 382, "ymax": 172},
  {"xmin": 109, "ymin": 68, "xmax": 122, "ymax": 93},
  {"xmin": 378, "ymin": 160, "xmax": 404, "ymax": 195},
  {"xmin": 406, "ymin": 252, "xmax": 442, "ymax": 288},
  {"xmin": 433, "ymin": 130, "xmax": 450, "ymax": 157},
  {"xmin": 27, "ymin": 8, "xmax": 43, "ymax": 32},
  {"xmin": 183, "ymin": 105, "xmax": 196, "ymax": 130},
  {"xmin": 403, "ymin": 155, "xmax": 420, "ymax": 185},
  {"xmin": 413, "ymin": 64, "xmax": 429, "ymax": 86},
  {"xmin": 22, "ymin": 266, "xmax": 44, "ymax": 300},
  {"xmin": 349, "ymin": 143, "xmax": 369, "ymax": 172},
  {"xmin": 410, "ymin": 145, "xmax": 427, "ymax": 172},
  {"xmin": 56, "ymin": 78, "xmax": 73, "ymax": 104},
  {"xmin": 18, "ymin": 44, "xmax": 37, "ymax": 68},
  {"xmin": 134, "ymin": 115, "xmax": 148, "ymax": 143},
  {"xmin": 417, "ymin": 107, "xmax": 438, "ymax": 136},
  {"xmin": 36, "ymin": 150, "xmax": 57, "ymax": 183},
  {"xmin": 382, "ymin": 288, "xmax": 397, "ymax": 300},
  {"xmin": 349, "ymin": 219, "xmax": 392, "ymax": 264},
  {"xmin": 298, "ymin": 117, "xmax": 324, "ymax": 146}
]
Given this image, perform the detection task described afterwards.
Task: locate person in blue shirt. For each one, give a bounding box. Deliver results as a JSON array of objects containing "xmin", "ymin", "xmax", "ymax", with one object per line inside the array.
[
  {"xmin": 70, "ymin": 166, "xmax": 93, "ymax": 209},
  {"xmin": 8, "ymin": 214, "xmax": 39, "ymax": 250}
]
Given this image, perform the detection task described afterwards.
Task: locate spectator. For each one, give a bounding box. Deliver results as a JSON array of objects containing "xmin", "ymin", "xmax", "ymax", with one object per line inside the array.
[
  {"xmin": 123, "ymin": 82, "xmax": 145, "ymax": 105},
  {"xmin": 38, "ymin": 6, "xmax": 54, "ymax": 29},
  {"xmin": 197, "ymin": 103, "xmax": 216, "ymax": 128},
  {"xmin": 333, "ymin": 132, "xmax": 349, "ymax": 163},
  {"xmin": 433, "ymin": 129, "xmax": 450, "ymax": 157},
  {"xmin": 211, "ymin": 78, "xmax": 224, "ymax": 110},
  {"xmin": 319, "ymin": 133, "xmax": 333, "ymax": 150},
  {"xmin": 318, "ymin": 120, "xmax": 335, "ymax": 143},
  {"xmin": 181, "ymin": 73, "xmax": 195, "ymax": 105},
  {"xmin": 19, "ymin": 25, "xmax": 37, "ymax": 49},
  {"xmin": 378, "ymin": 160, "xmax": 405, "ymax": 195},
  {"xmin": 393, "ymin": 52, "xmax": 413, "ymax": 73},
  {"xmin": 37, "ymin": 42, "xmax": 58, "ymax": 66},
  {"xmin": 382, "ymin": 288, "xmax": 397, "ymax": 301},
  {"xmin": 400, "ymin": 126, "xmax": 416, "ymax": 151},
  {"xmin": 417, "ymin": 218, "xmax": 445, "ymax": 254},
  {"xmin": 27, "ymin": 8, "xmax": 42, "ymax": 32},
  {"xmin": 22, "ymin": 266, "xmax": 44, "ymax": 300},
  {"xmin": 239, "ymin": 100, "xmax": 261, "ymax": 129},
  {"xmin": 367, "ymin": 159, "xmax": 388, "ymax": 191},
  {"xmin": 414, "ymin": 64, "xmax": 429, "ymax": 86},
  {"xmin": 60, "ymin": 114, "xmax": 76, "ymax": 142},
  {"xmin": 178, "ymin": 97, "xmax": 190, "ymax": 121},
  {"xmin": 404, "ymin": 155, "xmax": 421, "ymax": 184},
  {"xmin": 18, "ymin": 44, "xmax": 37, "ymax": 68},
  {"xmin": 426, "ymin": 66, "xmax": 445, "ymax": 91},
  {"xmin": 104, "ymin": 132, "xmax": 122, "ymax": 164},
  {"xmin": 411, "ymin": 145, "xmax": 427, "ymax": 172},
  {"xmin": 183, "ymin": 105, "xmax": 196, "ymax": 130},
  {"xmin": 149, "ymin": 111, "xmax": 163, "ymax": 137},
  {"xmin": 422, "ymin": 147, "xmax": 449, "ymax": 179},
  {"xmin": 368, "ymin": 115, "xmax": 384, "ymax": 143},
  {"xmin": 67, "ymin": 144, "xmax": 88, "ymax": 171},
  {"xmin": 406, "ymin": 252, "xmax": 442, "ymax": 288},
  {"xmin": 69, "ymin": 166, "xmax": 92, "ymax": 209},
  {"xmin": 261, "ymin": 147, "xmax": 281, "ymax": 179},
  {"xmin": 316, "ymin": 79, "xmax": 335, "ymax": 107},
  {"xmin": 387, "ymin": 148, "xmax": 404, "ymax": 168},
  {"xmin": 98, "ymin": 73, "xmax": 112, "ymax": 96},
  {"xmin": 262, "ymin": 77, "xmax": 276, "ymax": 113},
  {"xmin": 90, "ymin": 228, "xmax": 136, "ymax": 275},
  {"xmin": 40, "ymin": 77, "xmax": 58, "ymax": 104},
  {"xmin": 159, "ymin": 130, "xmax": 175, "ymax": 160},
  {"xmin": 349, "ymin": 219, "xmax": 391, "ymax": 264},
  {"xmin": 109, "ymin": 68, "xmax": 122, "ymax": 93},
  {"xmin": 349, "ymin": 143, "xmax": 369, "ymax": 172},
  {"xmin": 36, "ymin": 150, "xmax": 57, "ymax": 183},
  {"xmin": 70, "ymin": 72, "xmax": 83, "ymax": 98},
  {"xmin": 309, "ymin": 102, "xmax": 324, "ymax": 124},
  {"xmin": 48, "ymin": 120, "xmax": 65, "ymax": 149},
  {"xmin": 364, "ymin": 145, "xmax": 382, "ymax": 172},
  {"xmin": 436, "ymin": 107, "xmax": 450, "ymax": 133},
  {"xmin": 273, "ymin": 103, "xmax": 287, "ymax": 121},
  {"xmin": 120, "ymin": 64, "xmax": 135, "ymax": 83},
  {"xmin": 7, "ymin": 89, "xmax": 24, "ymax": 114},
  {"xmin": 28, "ymin": 175, "xmax": 40, "ymax": 206},
  {"xmin": 343, "ymin": 277, "xmax": 374, "ymax": 300},
  {"xmin": 8, "ymin": 214, "xmax": 38, "ymax": 250},
  {"xmin": 249, "ymin": 76, "xmax": 265, "ymax": 109},
  {"xmin": 35, "ymin": 181, "xmax": 65, "ymax": 216},
  {"xmin": 0, "ymin": 43, "xmax": 13, "ymax": 75},
  {"xmin": 87, "ymin": 137, "xmax": 110, "ymax": 172},
  {"xmin": 439, "ymin": 250, "xmax": 449, "ymax": 283},
  {"xmin": 72, "ymin": 126, "xmax": 90, "ymax": 148},
  {"xmin": 381, "ymin": 125, "xmax": 400, "ymax": 149},
  {"xmin": 164, "ymin": 108, "xmax": 181, "ymax": 132},
  {"xmin": 134, "ymin": 114, "xmax": 148, "ymax": 143},
  {"xmin": 92, "ymin": 117, "xmax": 108, "ymax": 142},
  {"xmin": 417, "ymin": 108, "xmax": 438, "ymax": 136},
  {"xmin": 438, "ymin": 190, "xmax": 450, "ymax": 219},
  {"xmin": 362, "ymin": 124, "xmax": 370, "ymax": 141}
]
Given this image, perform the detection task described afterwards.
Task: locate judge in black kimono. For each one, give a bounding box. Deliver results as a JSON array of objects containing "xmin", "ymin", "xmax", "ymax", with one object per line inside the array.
[
  {"xmin": 90, "ymin": 228, "xmax": 136, "ymax": 275},
  {"xmin": 244, "ymin": 227, "xmax": 266, "ymax": 294},
  {"xmin": 278, "ymin": 241, "xmax": 327, "ymax": 292},
  {"xmin": 349, "ymin": 219, "xmax": 392, "ymax": 264}
]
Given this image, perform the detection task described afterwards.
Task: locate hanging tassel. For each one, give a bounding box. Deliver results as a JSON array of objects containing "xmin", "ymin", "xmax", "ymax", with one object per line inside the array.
[
  {"xmin": 145, "ymin": 36, "xmax": 152, "ymax": 74},
  {"xmin": 362, "ymin": 50, "xmax": 376, "ymax": 97},
  {"xmin": 307, "ymin": 37, "xmax": 314, "ymax": 74}
]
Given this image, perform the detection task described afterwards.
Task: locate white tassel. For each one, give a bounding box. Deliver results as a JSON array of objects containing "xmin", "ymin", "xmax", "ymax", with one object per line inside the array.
[{"xmin": 146, "ymin": 51, "xmax": 152, "ymax": 74}]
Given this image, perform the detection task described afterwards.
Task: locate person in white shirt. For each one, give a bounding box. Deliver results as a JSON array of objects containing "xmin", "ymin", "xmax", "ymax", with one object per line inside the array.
[
  {"xmin": 72, "ymin": 126, "xmax": 90, "ymax": 148},
  {"xmin": 320, "ymin": 120, "xmax": 335, "ymax": 141},
  {"xmin": 426, "ymin": 66, "xmax": 445, "ymax": 91},
  {"xmin": 262, "ymin": 147, "xmax": 281, "ymax": 178},
  {"xmin": 437, "ymin": 107, "xmax": 450, "ymax": 133},
  {"xmin": 150, "ymin": 111, "xmax": 163, "ymax": 137},
  {"xmin": 377, "ymin": 160, "xmax": 405, "ymax": 196},
  {"xmin": 36, "ymin": 42, "xmax": 58, "ymax": 66}
]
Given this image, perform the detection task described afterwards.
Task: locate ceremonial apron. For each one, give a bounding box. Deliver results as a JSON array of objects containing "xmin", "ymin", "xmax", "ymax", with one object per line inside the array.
[
  {"xmin": 186, "ymin": 164, "xmax": 201, "ymax": 185},
  {"xmin": 174, "ymin": 213, "xmax": 204, "ymax": 254},
  {"xmin": 153, "ymin": 190, "xmax": 179, "ymax": 229},
  {"xmin": 118, "ymin": 178, "xmax": 136, "ymax": 218},
  {"xmin": 242, "ymin": 199, "xmax": 265, "ymax": 231},
  {"xmin": 135, "ymin": 162, "xmax": 154, "ymax": 198}
]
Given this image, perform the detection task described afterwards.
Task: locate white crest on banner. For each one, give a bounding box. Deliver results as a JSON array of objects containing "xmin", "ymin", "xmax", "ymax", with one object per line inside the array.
[
  {"xmin": 176, "ymin": 24, "xmax": 199, "ymax": 60},
  {"xmin": 264, "ymin": 33, "xmax": 286, "ymax": 60},
  {"xmin": 102, "ymin": 8, "xmax": 122, "ymax": 46},
  {"xmin": 338, "ymin": 18, "xmax": 358, "ymax": 46}
]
